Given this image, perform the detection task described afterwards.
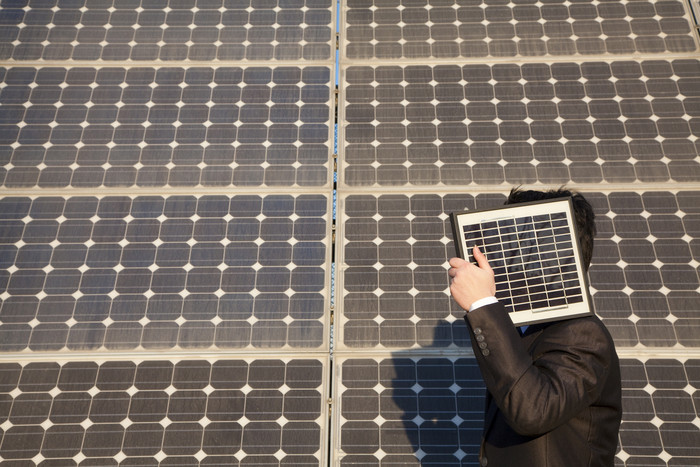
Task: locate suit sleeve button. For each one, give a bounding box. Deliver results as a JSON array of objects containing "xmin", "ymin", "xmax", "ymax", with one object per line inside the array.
[
  {"xmin": 478, "ymin": 342, "xmax": 487, "ymax": 349},
  {"xmin": 473, "ymin": 327, "xmax": 482, "ymax": 335},
  {"xmin": 481, "ymin": 349, "xmax": 490, "ymax": 357},
  {"xmin": 476, "ymin": 335, "xmax": 485, "ymax": 342}
]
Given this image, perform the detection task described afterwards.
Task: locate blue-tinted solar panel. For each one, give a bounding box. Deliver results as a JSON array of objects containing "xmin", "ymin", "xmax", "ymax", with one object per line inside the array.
[{"xmin": 0, "ymin": 0, "xmax": 698, "ymax": 463}]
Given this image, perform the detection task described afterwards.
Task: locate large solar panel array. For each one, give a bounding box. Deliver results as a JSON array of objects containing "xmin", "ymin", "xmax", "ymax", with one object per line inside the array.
[{"xmin": 1, "ymin": 0, "xmax": 699, "ymax": 465}]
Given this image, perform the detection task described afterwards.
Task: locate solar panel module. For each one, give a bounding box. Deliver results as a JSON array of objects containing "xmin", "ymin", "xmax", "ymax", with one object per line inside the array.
[{"xmin": 450, "ymin": 198, "xmax": 593, "ymax": 326}]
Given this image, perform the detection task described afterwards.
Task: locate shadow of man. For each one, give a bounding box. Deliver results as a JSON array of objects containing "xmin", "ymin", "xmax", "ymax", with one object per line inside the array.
[{"xmin": 383, "ymin": 321, "xmax": 486, "ymax": 466}]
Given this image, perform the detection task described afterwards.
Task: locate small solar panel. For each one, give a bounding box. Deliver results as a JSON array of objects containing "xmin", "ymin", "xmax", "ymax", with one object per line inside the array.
[{"xmin": 450, "ymin": 198, "xmax": 593, "ymax": 326}]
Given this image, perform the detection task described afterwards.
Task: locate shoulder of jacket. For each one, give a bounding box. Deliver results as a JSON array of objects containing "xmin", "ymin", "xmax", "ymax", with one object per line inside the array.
[
  {"xmin": 537, "ymin": 316, "xmax": 614, "ymax": 348},
  {"xmin": 553, "ymin": 315, "xmax": 605, "ymax": 332}
]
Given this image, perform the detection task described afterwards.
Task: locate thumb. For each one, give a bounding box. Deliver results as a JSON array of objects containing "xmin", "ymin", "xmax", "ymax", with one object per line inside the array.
[{"xmin": 473, "ymin": 246, "xmax": 493, "ymax": 272}]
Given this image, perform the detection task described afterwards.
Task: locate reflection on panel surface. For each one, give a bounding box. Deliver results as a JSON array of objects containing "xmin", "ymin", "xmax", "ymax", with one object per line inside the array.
[
  {"xmin": 344, "ymin": 0, "xmax": 698, "ymax": 59},
  {"xmin": 0, "ymin": 66, "xmax": 332, "ymax": 189},
  {"xmin": 0, "ymin": 357, "xmax": 327, "ymax": 466},
  {"xmin": 337, "ymin": 191, "xmax": 700, "ymax": 350},
  {"xmin": 340, "ymin": 60, "xmax": 700, "ymax": 187},
  {"xmin": 0, "ymin": 0, "xmax": 333, "ymax": 62},
  {"xmin": 0, "ymin": 194, "xmax": 330, "ymax": 352},
  {"xmin": 333, "ymin": 357, "xmax": 700, "ymax": 466}
]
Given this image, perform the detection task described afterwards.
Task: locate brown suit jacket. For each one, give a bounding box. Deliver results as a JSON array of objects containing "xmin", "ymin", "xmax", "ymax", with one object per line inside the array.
[{"xmin": 464, "ymin": 302, "xmax": 622, "ymax": 467}]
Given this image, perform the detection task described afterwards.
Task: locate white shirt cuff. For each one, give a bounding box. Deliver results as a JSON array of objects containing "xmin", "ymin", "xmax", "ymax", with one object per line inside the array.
[{"xmin": 469, "ymin": 296, "xmax": 498, "ymax": 312}]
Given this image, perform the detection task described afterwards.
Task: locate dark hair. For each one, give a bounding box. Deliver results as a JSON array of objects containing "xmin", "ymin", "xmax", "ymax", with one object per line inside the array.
[{"xmin": 505, "ymin": 187, "xmax": 596, "ymax": 272}]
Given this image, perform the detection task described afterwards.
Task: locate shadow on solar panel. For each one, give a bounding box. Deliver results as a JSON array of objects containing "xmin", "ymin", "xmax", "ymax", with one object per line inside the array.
[{"xmin": 450, "ymin": 198, "xmax": 593, "ymax": 326}]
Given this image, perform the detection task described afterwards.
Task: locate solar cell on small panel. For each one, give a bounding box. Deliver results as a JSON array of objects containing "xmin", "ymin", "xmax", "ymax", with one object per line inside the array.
[{"xmin": 450, "ymin": 198, "xmax": 592, "ymax": 325}]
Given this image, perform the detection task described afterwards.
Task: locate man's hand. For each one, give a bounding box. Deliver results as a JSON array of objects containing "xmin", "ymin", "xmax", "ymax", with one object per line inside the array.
[{"xmin": 448, "ymin": 246, "xmax": 496, "ymax": 311}]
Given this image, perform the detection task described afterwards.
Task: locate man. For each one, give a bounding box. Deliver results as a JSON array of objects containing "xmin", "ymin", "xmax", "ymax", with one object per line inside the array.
[{"xmin": 448, "ymin": 188, "xmax": 622, "ymax": 467}]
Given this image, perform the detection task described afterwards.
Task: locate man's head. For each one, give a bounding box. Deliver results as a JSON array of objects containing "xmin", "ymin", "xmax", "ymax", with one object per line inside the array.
[{"xmin": 505, "ymin": 187, "xmax": 596, "ymax": 272}]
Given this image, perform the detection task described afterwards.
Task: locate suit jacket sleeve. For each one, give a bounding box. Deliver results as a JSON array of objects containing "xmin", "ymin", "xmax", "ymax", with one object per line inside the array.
[{"xmin": 465, "ymin": 302, "xmax": 614, "ymax": 437}]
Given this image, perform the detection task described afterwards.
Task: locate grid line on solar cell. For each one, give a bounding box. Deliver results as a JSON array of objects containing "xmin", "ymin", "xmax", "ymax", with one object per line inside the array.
[
  {"xmin": 340, "ymin": 59, "xmax": 700, "ymax": 188},
  {"xmin": 0, "ymin": 194, "xmax": 330, "ymax": 352},
  {"xmin": 463, "ymin": 213, "xmax": 583, "ymax": 312},
  {"xmin": 0, "ymin": 0, "xmax": 334, "ymax": 62},
  {"xmin": 0, "ymin": 66, "xmax": 332, "ymax": 189},
  {"xmin": 343, "ymin": 0, "xmax": 698, "ymax": 59}
]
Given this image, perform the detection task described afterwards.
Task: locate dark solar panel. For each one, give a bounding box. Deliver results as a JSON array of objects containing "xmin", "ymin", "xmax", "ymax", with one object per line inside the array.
[
  {"xmin": 338, "ymin": 191, "xmax": 700, "ymax": 349},
  {"xmin": 0, "ymin": 358, "xmax": 327, "ymax": 465},
  {"xmin": 0, "ymin": 194, "xmax": 330, "ymax": 352},
  {"xmin": 343, "ymin": 0, "xmax": 698, "ymax": 59},
  {"xmin": 340, "ymin": 60, "xmax": 700, "ymax": 188},
  {"xmin": 0, "ymin": 0, "xmax": 333, "ymax": 61},
  {"xmin": 333, "ymin": 356, "xmax": 700, "ymax": 466},
  {"xmin": 450, "ymin": 198, "xmax": 591, "ymax": 325},
  {"xmin": 0, "ymin": 0, "xmax": 697, "ymax": 464},
  {"xmin": 0, "ymin": 66, "xmax": 332, "ymax": 189}
]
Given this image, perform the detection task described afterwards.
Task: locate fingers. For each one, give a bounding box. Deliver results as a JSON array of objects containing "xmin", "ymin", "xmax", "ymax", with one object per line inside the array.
[
  {"xmin": 449, "ymin": 257, "xmax": 468, "ymax": 268},
  {"xmin": 472, "ymin": 246, "xmax": 493, "ymax": 272}
]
